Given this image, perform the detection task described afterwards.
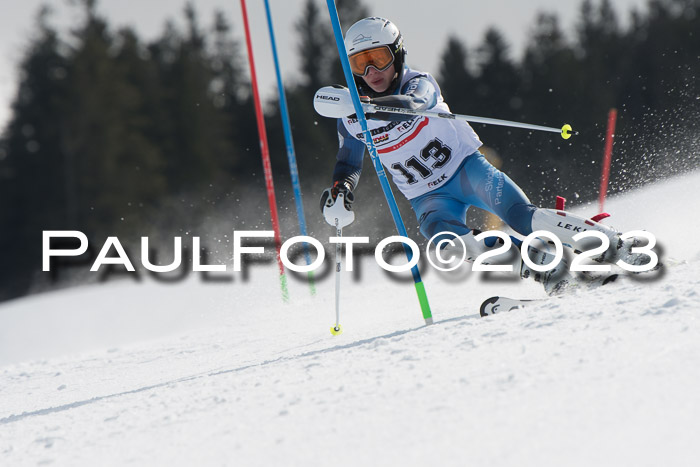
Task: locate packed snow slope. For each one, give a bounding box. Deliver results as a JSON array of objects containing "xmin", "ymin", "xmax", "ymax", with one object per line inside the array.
[{"xmin": 1, "ymin": 171, "xmax": 699, "ymax": 466}]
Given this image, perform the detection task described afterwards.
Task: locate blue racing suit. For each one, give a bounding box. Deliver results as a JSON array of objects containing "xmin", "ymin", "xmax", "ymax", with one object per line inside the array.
[{"xmin": 332, "ymin": 67, "xmax": 536, "ymax": 247}]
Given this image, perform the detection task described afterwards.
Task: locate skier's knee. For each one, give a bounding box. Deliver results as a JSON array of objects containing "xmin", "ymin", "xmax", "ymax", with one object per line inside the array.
[
  {"xmin": 505, "ymin": 203, "xmax": 537, "ymax": 235},
  {"xmin": 420, "ymin": 218, "xmax": 471, "ymax": 243},
  {"xmin": 441, "ymin": 230, "xmax": 515, "ymax": 264}
]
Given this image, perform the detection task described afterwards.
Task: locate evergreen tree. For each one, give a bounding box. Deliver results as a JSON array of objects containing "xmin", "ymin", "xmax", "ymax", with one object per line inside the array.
[
  {"xmin": 57, "ymin": 1, "xmax": 167, "ymax": 234},
  {"xmin": 474, "ymin": 28, "xmax": 520, "ymax": 117},
  {"xmin": 438, "ymin": 35, "xmax": 473, "ymax": 113},
  {"xmin": 518, "ymin": 13, "xmax": 580, "ymax": 201},
  {"xmin": 296, "ymin": 0, "xmax": 333, "ymax": 94},
  {"xmin": 154, "ymin": 3, "xmax": 229, "ymax": 193},
  {"xmin": 0, "ymin": 6, "xmax": 70, "ymax": 299},
  {"xmin": 209, "ymin": 10, "xmax": 256, "ymax": 179}
]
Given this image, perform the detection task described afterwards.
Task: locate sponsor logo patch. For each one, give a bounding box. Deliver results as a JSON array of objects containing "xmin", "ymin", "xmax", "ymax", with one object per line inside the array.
[
  {"xmin": 427, "ymin": 174, "xmax": 448, "ymax": 188},
  {"xmin": 352, "ymin": 34, "xmax": 373, "ymax": 45},
  {"xmin": 557, "ymin": 221, "xmax": 586, "ymax": 233}
]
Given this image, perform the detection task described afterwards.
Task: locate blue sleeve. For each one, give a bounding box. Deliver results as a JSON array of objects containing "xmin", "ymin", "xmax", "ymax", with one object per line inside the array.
[
  {"xmin": 332, "ymin": 119, "xmax": 365, "ymax": 190},
  {"xmin": 399, "ymin": 75, "xmax": 438, "ymax": 109}
]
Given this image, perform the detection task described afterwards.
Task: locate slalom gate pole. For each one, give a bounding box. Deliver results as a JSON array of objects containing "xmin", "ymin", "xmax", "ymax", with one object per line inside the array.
[
  {"xmin": 324, "ymin": 0, "xmax": 433, "ymax": 325},
  {"xmin": 263, "ymin": 0, "xmax": 316, "ymax": 296},
  {"xmin": 599, "ymin": 108, "xmax": 617, "ymax": 212},
  {"xmin": 240, "ymin": 0, "xmax": 289, "ymax": 302}
]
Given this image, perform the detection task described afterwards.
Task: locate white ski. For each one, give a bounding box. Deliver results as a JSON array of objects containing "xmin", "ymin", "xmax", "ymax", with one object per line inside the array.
[
  {"xmin": 479, "ymin": 296, "xmax": 547, "ymax": 317},
  {"xmin": 479, "ymin": 273, "xmax": 618, "ymax": 317}
]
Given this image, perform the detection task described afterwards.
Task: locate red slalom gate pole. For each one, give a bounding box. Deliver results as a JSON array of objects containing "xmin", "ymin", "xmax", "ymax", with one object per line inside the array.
[
  {"xmin": 599, "ymin": 108, "xmax": 617, "ymax": 212},
  {"xmin": 240, "ymin": 0, "xmax": 289, "ymax": 302}
]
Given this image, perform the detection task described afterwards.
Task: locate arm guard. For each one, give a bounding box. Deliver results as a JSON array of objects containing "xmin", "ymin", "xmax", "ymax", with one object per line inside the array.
[
  {"xmin": 332, "ymin": 119, "xmax": 365, "ymax": 190},
  {"xmin": 367, "ymin": 75, "xmax": 438, "ymax": 121}
]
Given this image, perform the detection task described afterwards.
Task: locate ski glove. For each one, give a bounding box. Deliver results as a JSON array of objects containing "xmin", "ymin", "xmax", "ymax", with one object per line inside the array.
[
  {"xmin": 319, "ymin": 180, "xmax": 355, "ymax": 213},
  {"xmin": 363, "ymin": 77, "xmax": 438, "ymax": 121}
]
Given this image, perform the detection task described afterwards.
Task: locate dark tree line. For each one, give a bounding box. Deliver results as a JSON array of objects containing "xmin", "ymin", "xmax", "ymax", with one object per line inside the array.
[
  {"xmin": 437, "ymin": 0, "xmax": 700, "ymax": 206},
  {"xmin": 0, "ymin": 0, "xmax": 698, "ymax": 301}
]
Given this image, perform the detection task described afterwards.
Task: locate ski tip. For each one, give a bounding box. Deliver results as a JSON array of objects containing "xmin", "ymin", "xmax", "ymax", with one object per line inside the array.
[
  {"xmin": 480, "ymin": 296, "xmax": 543, "ymax": 317},
  {"xmin": 480, "ymin": 296, "xmax": 500, "ymax": 317},
  {"xmin": 602, "ymin": 274, "xmax": 619, "ymax": 285}
]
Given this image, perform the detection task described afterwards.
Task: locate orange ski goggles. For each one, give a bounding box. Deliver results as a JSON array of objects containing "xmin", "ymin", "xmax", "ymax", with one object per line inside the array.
[{"xmin": 349, "ymin": 46, "xmax": 395, "ymax": 76}]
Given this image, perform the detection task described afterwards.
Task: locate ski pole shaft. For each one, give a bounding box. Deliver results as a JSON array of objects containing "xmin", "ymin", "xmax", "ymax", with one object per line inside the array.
[
  {"xmin": 335, "ymin": 222, "xmax": 341, "ymax": 325},
  {"xmin": 369, "ymin": 104, "xmax": 577, "ymax": 139},
  {"xmin": 331, "ymin": 219, "xmax": 343, "ymax": 335},
  {"xmin": 313, "ymin": 85, "xmax": 575, "ymax": 140}
]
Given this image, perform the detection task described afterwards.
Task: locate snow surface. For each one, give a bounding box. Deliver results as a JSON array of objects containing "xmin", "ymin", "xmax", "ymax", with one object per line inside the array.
[{"xmin": 1, "ymin": 171, "xmax": 699, "ymax": 466}]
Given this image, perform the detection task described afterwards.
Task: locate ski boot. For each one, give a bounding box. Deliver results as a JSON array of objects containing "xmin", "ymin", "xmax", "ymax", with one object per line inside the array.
[
  {"xmin": 531, "ymin": 207, "xmax": 659, "ymax": 271},
  {"xmin": 519, "ymin": 244, "xmax": 576, "ymax": 296}
]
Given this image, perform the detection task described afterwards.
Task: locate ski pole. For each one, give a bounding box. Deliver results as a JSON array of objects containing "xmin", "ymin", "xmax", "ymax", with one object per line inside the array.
[
  {"xmin": 331, "ymin": 218, "xmax": 343, "ymax": 336},
  {"xmin": 323, "ymin": 190, "xmax": 354, "ymax": 334},
  {"xmin": 314, "ymin": 85, "xmax": 577, "ymax": 140},
  {"xmin": 372, "ymin": 104, "xmax": 576, "ymax": 139}
]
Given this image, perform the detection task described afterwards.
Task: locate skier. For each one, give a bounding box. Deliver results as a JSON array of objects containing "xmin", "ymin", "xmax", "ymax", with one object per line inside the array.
[{"xmin": 319, "ymin": 17, "xmax": 650, "ymax": 294}]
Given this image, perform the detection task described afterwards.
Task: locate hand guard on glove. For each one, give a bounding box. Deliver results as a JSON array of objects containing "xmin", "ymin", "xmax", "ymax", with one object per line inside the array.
[
  {"xmin": 320, "ymin": 181, "xmax": 355, "ymax": 228},
  {"xmin": 319, "ymin": 180, "xmax": 355, "ymax": 213}
]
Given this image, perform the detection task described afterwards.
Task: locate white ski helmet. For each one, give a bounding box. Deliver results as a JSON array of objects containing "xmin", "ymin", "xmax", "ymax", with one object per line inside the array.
[{"xmin": 344, "ymin": 17, "xmax": 406, "ymax": 96}]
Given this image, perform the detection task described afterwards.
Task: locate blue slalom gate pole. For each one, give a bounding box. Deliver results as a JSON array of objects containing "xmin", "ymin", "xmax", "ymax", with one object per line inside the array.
[
  {"xmin": 324, "ymin": 1, "xmax": 433, "ymax": 324},
  {"xmin": 264, "ymin": 0, "xmax": 316, "ymax": 295}
]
